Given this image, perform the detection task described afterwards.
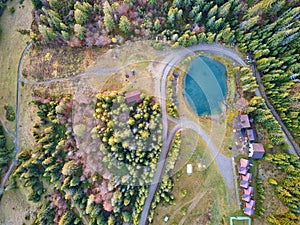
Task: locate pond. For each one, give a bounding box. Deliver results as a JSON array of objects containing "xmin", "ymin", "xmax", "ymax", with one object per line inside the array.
[{"xmin": 183, "ymin": 56, "xmax": 227, "ymax": 116}]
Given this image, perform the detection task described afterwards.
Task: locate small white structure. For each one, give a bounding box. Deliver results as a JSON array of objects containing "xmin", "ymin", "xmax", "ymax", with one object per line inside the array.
[
  {"xmin": 187, "ymin": 164, "xmax": 193, "ymax": 176},
  {"xmin": 163, "ymin": 216, "xmax": 169, "ymax": 222}
]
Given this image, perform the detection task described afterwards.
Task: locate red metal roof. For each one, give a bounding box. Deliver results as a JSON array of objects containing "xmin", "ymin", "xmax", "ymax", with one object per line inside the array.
[{"xmin": 125, "ymin": 90, "xmax": 141, "ymax": 103}]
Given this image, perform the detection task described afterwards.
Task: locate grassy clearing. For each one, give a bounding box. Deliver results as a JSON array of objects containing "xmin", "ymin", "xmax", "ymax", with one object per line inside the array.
[
  {"xmin": 153, "ymin": 133, "xmax": 232, "ymax": 225},
  {"xmin": 232, "ymin": 221, "xmax": 250, "ymax": 225},
  {"xmin": 0, "ymin": 187, "xmax": 39, "ymax": 225},
  {"xmin": 0, "ymin": 0, "xmax": 32, "ymax": 132},
  {"xmin": 22, "ymin": 46, "xmax": 106, "ymax": 82}
]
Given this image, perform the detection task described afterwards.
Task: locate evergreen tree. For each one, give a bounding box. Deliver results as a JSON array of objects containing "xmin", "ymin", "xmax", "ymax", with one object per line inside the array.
[{"xmin": 119, "ymin": 16, "xmax": 131, "ymax": 34}]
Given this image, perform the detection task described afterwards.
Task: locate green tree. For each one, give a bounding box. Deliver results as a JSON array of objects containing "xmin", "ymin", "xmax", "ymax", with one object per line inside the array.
[
  {"xmin": 104, "ymin": 14, "xmax": 114, "ymax": 32},
  {"xmin": 74, "ymin": 2, "xmax": 92, "ymax": 25},
  {"xmin": 74, "ymin": 24, "xmax": 86, "ymax": 40},
  {"xmin": 154, "ymin": 19, "xmax": 161, "ymax": 31},
  {"xmin": 62, "ymin": 160, "xmax": 81, "ymax": 176},
  {"xmin": 31, "ymin": 0, "xmax": 43, "ymax": 10},
  {"xmin": 119, "ymin": 16, "xmax": 131, "ymax": 34}
]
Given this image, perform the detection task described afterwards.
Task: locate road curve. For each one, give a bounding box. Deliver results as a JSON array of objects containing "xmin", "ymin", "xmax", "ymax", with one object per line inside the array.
[
  {"xmin": 139, "ymin": 42, "xmax": 299, "ymax": 224},
  {"xmin": 139, "ymin": 43, "xmax": 247, "ymax": 225}
]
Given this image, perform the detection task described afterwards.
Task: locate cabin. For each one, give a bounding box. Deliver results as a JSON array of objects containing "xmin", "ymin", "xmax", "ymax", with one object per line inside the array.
[
  {"xmin": 240, "ymin": 180, "xmax": 250, "ymax": 189},
  {"xmin": 246, "ymin": 200, "xmax": 256, "ymax": 209},
  {"xmin": 246, "ymin": 129, "xmax": 256, "ymax": 142},
  {"xmin": 187, "ymin": 164, "xmax": 193, "ymax": 176},
  {"xmin": 238, "ymin": 158, "xmax": 251, "ymax": 175},
  {"xmin": 125, "ymin": 90, "xmax": 141, "ymax": 104},
  {"xmin": 243, "ymin": 200, "xmax": 256, "ymax": 216},
  {"xmin": 243, "ymin": 207, "xmax": 254, "ymax": 216},
  {"xmin": 242, "ymin": 193, "xmax": 251, "ymax": 203},
  {"xmin": 242, "ymin": 186, "xmax": 254, "ymax": 203},
  {"xmin": 249, "ymin": 143, "xmax": 265, "ymax": 159},
  {"xmin": 243, "ymin": 186, "xmax": 254, "ymax": 196},
  {"xmin": 241, "ymin": 173, "xmax": 252, "ymax": 182},
  {"xmin": 240, "ymin": 114, "xmax": 251, "ymax": 129}
]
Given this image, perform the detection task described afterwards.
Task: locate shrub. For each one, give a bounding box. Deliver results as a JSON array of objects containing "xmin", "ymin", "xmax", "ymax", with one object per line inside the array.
[
  {"xmin": 4, "ymin": 105, "xmax": 15, "ymax": 121},
  {"xmin": 8, "ymin": 6, "xmax": 14, "ymax": 14}
]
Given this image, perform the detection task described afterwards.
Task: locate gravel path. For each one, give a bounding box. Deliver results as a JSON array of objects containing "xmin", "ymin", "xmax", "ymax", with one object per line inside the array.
[
  {"xmin": 139, "ymin": 43, "xmax": 245, "ymax": 225},
  {"xmin": 2, "ymin": 41, "xmax": 297, "ymax": 225},
  {"xmin": 1, "ymin": 43, "xmax": 31, "ymax": 189}
]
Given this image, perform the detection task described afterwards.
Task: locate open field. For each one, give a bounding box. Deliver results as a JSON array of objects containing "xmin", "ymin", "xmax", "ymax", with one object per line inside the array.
[
  {"xmin": 0, "ymin": 0, "xmax": 32, "ymax": 133},
  {"xmin": 0, "ymin": 187, "xmax": 38, "ymax": 225},
  {"xmin": 19, "ymin": 42, "xmax": 161, "ymax": 151},
  {"xmin": 153, "ymin": 136, "xmax": 232, "ymax": 225}
]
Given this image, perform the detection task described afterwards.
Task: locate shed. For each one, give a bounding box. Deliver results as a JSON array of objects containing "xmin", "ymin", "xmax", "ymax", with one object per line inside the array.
[
  {"xmin": 249, "ymin": 143, "xmax": 265, "ymax": 159},
  {"xmin": 163, "ymin": 216, "xmax": 169, "ymax": 222},
  {"xmin": 246, "ymin": 129, "xmax": 256, "ymax": 141},
  {"xmin": 187, "ymin": 164, "xmax": 192, "ymax": 176},
  {"xmin": 125, "ymin": 90, "xmax": 141, "ymax": 104},
  {"xmin": 240, "ymin": 114, "xmax": 251, "ymax": 128},
  {"xmin": 173, "ymin": 72, "xmax": 179, "ymax": 78}
]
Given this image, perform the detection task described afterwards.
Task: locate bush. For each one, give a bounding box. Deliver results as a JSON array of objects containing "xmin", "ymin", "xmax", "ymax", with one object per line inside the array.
[
  {"xmin": 8, "ymin": 6, "xmax": 14, "ymax": 14},
  {"xmin": 181, "ymin": 207, "xmax": 187, "ymax": 215},
  {"xmin": 4, "ymin": 105, "xmax": 15, "ymax": 121},
  {"xmin": 180, "ymin": 189, "xmax": 187, "ymax": 197}
]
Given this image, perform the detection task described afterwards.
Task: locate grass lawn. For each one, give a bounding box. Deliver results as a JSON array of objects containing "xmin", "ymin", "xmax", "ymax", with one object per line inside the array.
[
  {"xmin": 153, "ymin": 134, "xmax": 233, "ymax": 225},
  {"xmin": 0, "ymin": 187, "xmax": 39, "ymax": 224},
  {"xmin": 0, "ymin": 0, "xmax": 32, "ymax": 133},
  {"xmin": 232, "ymin": 221, "xmax": 250, "ymax": 225}
]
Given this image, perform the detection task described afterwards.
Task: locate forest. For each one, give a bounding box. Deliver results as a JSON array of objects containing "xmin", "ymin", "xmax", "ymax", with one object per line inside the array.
[
  {"xmin": 8, "ymin": 91, "xmax": 178, "ymax": 224},
  {"xmin": 29, "ymin": 0, "xmax": 300, "ymax": 146},
  {"xmin": 264, "ymin": 153, "xmax": 300, "ymax": 225},
  {"xmin": 1, "ymin": 0, "xmax": 299, "ymax": 224},
  {"xmin": 94, "ymin": 91, "xmax": 178, "ymax": 224}
]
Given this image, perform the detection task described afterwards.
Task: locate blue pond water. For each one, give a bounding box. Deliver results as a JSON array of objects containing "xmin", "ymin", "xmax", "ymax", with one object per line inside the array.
[{"xmin": 183, "ymin": 56, "xmax": 227, "ymax": 116}]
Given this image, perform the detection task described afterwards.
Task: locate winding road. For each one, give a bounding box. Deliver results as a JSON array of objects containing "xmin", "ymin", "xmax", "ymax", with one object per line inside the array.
[
  {"xmin": 1, "ymin": 41, "xmax": 298, "ymax": 225},
  {"xmin": 139, "ymin": 43, "xmax": 248, "ymax": 225},
  {"xmin": 139, "ymin": 43, "xmax": 300, "ymax": 225}
]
